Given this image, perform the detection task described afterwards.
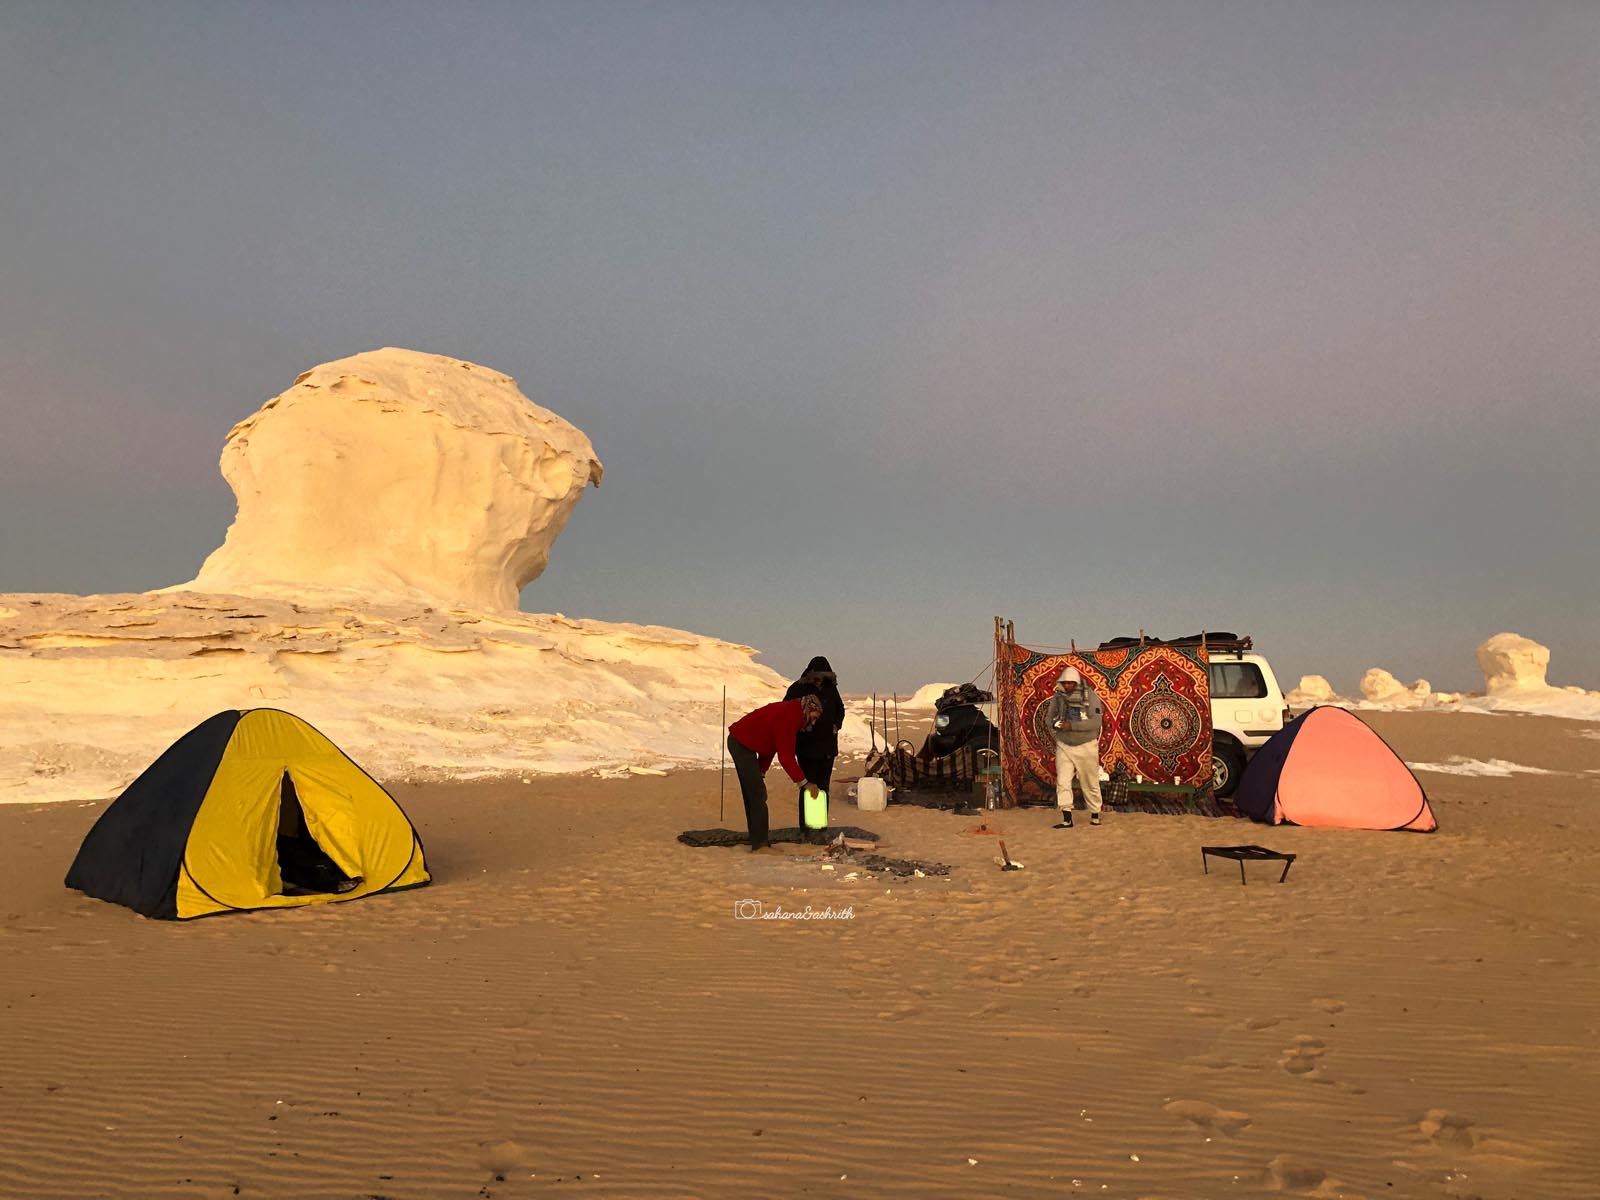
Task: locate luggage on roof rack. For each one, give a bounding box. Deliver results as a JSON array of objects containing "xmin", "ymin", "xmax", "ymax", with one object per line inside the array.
[
  {"xmin": 1096, "ymin": 632, "xmax": 1252, "ymax": 653},
  {"xmin": 934, "ymin": 682, "xmax": 994, "ymax": 711}
]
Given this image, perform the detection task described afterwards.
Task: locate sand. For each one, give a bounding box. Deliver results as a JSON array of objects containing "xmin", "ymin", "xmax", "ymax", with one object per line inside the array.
[{"xmin": 2, "ymin": 711, "xmax": 1597, "ymax": 1199}]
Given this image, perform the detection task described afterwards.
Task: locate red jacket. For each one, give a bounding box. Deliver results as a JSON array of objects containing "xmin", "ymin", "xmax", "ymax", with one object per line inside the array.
[{"xmin": 729, "ymin": 700, "xmax": 807, "ymax": 783}]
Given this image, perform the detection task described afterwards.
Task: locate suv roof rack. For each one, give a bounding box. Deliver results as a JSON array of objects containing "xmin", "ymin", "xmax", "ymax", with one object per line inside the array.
[{"xmin": 1096, "ymin": 632, "xmax": 1253, "ymax": 654}]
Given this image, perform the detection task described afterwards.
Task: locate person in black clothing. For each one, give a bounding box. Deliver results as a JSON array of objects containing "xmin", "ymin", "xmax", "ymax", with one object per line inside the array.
[{"xmin": 784, "ymin": 656, "xmax": 846, "ymax": 823}]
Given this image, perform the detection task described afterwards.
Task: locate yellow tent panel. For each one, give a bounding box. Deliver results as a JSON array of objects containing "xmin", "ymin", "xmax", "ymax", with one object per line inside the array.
[{"xmin": 170, "ymin": 710, "xmax": 427, "ymax": 918}]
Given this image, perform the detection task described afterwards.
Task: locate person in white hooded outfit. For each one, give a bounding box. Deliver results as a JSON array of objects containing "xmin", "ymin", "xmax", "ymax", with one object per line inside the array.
[{"xmin": 1044, "ymin": 667, "xmax": 1104, "ymax": 827}]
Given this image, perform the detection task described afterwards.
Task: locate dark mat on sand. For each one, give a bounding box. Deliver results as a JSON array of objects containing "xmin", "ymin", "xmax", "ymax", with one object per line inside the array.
[{"xmin": 677, "ymin": 826, "xmax": 880, "ymax": 848}]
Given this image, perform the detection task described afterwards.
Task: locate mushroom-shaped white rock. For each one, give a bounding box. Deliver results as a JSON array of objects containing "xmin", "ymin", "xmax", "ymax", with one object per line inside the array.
[
  {"xmin": 186, "ymin": 348, "xmax": 602, "ymax": 611},
  {"xmin": 1360, "ymin": 668, "xmax": 1408, "ymax": 702},
  {"xmin": 1476, "ymin": 633, "xmax": 1551, "ymax": 695},
  {"xmin": 1285, "ymin": 675, "xmax": 1336, "ymax": 707}
]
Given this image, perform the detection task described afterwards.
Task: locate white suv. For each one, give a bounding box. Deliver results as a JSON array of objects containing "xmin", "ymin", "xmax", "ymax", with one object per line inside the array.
[{"xmin": 1205, "ymin": 643, "xmax": 1290, "ymax": 796}]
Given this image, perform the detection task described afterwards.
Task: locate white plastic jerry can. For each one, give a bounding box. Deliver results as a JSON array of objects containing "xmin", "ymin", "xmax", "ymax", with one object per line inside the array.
[{"xmin": 855, "ymin": 777, "xmax": 888, "ymax": 812}]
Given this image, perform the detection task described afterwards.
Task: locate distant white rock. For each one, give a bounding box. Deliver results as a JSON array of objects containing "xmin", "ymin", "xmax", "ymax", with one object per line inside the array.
[
  {"xmin": 1476, "ymin": 632, "xmax": 1552, "ymax": 695},
  {"xmin": 905, "ymin": 682, "xmax": 957, "ymax": 708},
  {"xmin": 1360, "ymin": 668, "xmax": 1410, "ymax": 702},
  {"xmin": 1286, "ymin": 678, "xmax": 1337, "ymax": 704},
  {"xmin": 1353, "ymin": 669, "xmax": 1437, "ymax": 710},
  {"xmin": 1464, "ymin": 632, "xmax": 1600, "ymax": 720},
  {"xmin": 1316, "ymin": 633, "xmax": 1599, "ymax": 720},
  {"xmin": 183, "ymin": 348, "xmax": 603, "ymax": 612},
  {"xmin": 1285, "ymin": 675, "xmax": 1336, "ymax": 707}
]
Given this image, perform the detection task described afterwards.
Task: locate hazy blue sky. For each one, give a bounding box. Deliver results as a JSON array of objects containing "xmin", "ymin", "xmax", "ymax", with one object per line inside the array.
[{"xmin": 3, "ymin": 1, "xmax": 1596, "ymax": 694}]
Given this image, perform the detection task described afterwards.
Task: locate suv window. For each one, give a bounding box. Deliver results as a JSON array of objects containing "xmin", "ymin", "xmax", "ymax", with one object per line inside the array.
[{"xmin": 1210, "ymin": 662, "xmax": 1267, "ymax": 699}]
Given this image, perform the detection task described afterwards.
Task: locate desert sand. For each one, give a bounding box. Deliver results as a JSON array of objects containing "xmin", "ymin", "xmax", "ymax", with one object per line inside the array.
[{"xmin": 2, "ymin": 710, "xmax": 1598, "ymax": 1200}]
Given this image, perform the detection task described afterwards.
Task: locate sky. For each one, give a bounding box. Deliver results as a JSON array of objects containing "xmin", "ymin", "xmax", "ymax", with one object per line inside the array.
[{"xmin": 2, "ymin": 1, "xmax": 1596, "ymax": 696}]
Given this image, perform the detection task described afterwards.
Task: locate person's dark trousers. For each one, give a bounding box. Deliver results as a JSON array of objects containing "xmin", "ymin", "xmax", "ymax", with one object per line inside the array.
[
  {"xmin": 797, "ymin": 754, "xmax": 836, "ymax": 827},
  {"xmin": 728, "ymin": 734, "xmax": 769, "ymax": 847}
]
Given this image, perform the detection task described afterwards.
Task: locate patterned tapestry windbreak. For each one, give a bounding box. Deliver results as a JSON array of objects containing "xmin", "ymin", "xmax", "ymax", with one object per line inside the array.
[{"xmin": 997, "ymin": 640, "xmax": 1213, "ymax": 805}]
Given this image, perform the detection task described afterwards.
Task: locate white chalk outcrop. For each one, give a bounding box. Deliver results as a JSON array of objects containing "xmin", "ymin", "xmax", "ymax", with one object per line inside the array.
[
  {"xmin": 1476, "ymin": 632, "xmax": 1553, "ymax": 696},
  {"xmin": 184, "ymin": 348, "xmax": 603, "ymax": 611},
  {"xmin": 1466, "ymin": 632, "xmax": 1600, "ymax": 719},
  {"xmin": 1285, "ymin": 675, "xmax": 1336, "ymax": 708},
  {"xmin": 1359, "ymin": 668, "xmax": 1409, "ymax": 703},
  {"xmin": 0, "ymin": 593, "xmax": 819, "ymax": 804},
  {"xmin": 1288, "ymin": 633, "xmax": 1596, "ymax": 720},
  {"xmin": 1357, "ymin": 669, "xmax": 1436, "ymax": 709},
  {"xmin": 0, "ymin": 349, "xmax": 869, "ymax": 804},
  {"xmin": 905, "ymin": 682, "xmax": 957, "ymax": 708}
]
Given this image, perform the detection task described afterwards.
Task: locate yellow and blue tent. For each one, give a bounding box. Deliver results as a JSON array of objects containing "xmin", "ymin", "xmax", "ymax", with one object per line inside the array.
[{"xmin": 66, "ymin": 709, "xmax": 429, "ymax": 919}]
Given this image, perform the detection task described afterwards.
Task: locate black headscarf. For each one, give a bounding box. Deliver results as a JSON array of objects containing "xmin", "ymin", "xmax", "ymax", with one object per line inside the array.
[{"xmin": 784, "ymin": 656, "xmax": 845, "ymax": 758}]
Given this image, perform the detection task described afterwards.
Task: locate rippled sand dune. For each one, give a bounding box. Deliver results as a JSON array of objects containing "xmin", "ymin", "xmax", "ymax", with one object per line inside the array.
[{"xmin": 2, "ymin": 712, "xmax": 1596, "ymax": 1198}]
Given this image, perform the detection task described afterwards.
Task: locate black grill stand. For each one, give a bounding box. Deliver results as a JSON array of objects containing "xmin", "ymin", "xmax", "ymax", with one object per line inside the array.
[{"xmin": 1202, "ymin": 844, "xmax": 1296, "ymax": 885}]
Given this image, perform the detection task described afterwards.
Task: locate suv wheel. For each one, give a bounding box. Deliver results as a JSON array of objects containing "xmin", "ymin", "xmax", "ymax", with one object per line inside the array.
[{"xmin": 1211, "ymin": 740, "xmax": 1245, "ymax": 798}]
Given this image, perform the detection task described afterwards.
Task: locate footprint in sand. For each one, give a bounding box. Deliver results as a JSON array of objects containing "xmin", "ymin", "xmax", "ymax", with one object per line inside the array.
[
  {"xmin": 1418, "ymin": 1108, "xmax": 1477, "ymax": 1149},
  {"xmin": 876, "ymin": 1004, "xmax": 924, "ymax": 1021},
  {"xmin": 1278, "ymin": 1035, "xmax": 1326, "ymax": 1076},
  {"xmin": 1310, "ymin": 997, "xmax": 1345, "ymax": 1014},
  {"xmin": 478, "ymin": 1138, "xmax": 534, "ymax": 1179},
  {"xmin": 1245, "ymin": 1015, "xmax": 1283, "ymax": 1031},
  {"xmin": 1262, "ymin": 1153, "xmax": 1327, "ymax": 1192},
  {"xmin": 1163, "ymin": 1099, "xmax": 1252, "ymax": 1136}
]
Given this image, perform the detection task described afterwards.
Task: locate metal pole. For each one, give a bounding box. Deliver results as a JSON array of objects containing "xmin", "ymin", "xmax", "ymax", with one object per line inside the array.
[{"xmin": 719, "ymin": 686, "xmax": 727, "ymax": 822}]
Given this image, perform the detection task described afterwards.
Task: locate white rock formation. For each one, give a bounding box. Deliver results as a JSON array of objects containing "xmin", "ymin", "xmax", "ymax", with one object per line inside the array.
[
  {"xmin": 1476, "ymin": 632, "xmax": 1552, "ymax": 695},
  {"xmin": 1285, "ymin": 675, "xmax": 1336, "ymax": 707},
  {"xmin": 906, "ymin": 682, "xmax": 957, "ymax": 708},
  {"xmin": 0, "ymin": 591, "xmax": 879, "ymax": 804},
  {"xmin": 1353, "ymin": 669, "xmax": 1435, "ymax": 710},
  {"xmin": 0, "ymin": 348, "xmax": 876, "ymax": 804},
  {"xmin": 1461, "ymin": 632, "xmax": 1600, "ymax": 719},
  {"xmin": 184, "ymin": 348, "xmax": 603, "ymax": 611},
  {"xmin": 1360, "ymin": 668, "xmax": 1410, "ymax": 702}
]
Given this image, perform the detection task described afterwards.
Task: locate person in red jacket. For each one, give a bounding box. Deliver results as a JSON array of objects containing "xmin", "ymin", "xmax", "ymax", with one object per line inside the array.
[{"xmin": 728, "ymin": 695, "xmax": 824, "ymax": 851}]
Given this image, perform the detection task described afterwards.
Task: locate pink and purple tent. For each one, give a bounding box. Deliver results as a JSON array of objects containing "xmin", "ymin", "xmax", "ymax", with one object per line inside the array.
[{"xmin": 1236, "ymin": 706, "xmax": 1437, "ymax": 832}]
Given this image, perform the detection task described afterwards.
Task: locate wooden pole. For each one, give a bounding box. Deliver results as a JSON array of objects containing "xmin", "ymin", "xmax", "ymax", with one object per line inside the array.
[{"xmin": 994, "ymin": 615, "xmax": 1007, "ymax": 810}]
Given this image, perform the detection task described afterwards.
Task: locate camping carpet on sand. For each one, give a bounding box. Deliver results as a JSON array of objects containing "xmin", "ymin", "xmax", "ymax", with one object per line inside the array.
[
  {"xmin": 677, "ymin": 826, "xmax": 880, "ymax": 848},
  {"xmin": 998, "ymin": 641, "xmax": 1214, "ymax": 805}
]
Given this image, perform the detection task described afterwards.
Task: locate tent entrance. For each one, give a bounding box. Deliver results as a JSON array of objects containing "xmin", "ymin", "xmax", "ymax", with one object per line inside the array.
[{"xmin": 276, "ymin": 770, "xmax": 362, "ymax": 896}]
